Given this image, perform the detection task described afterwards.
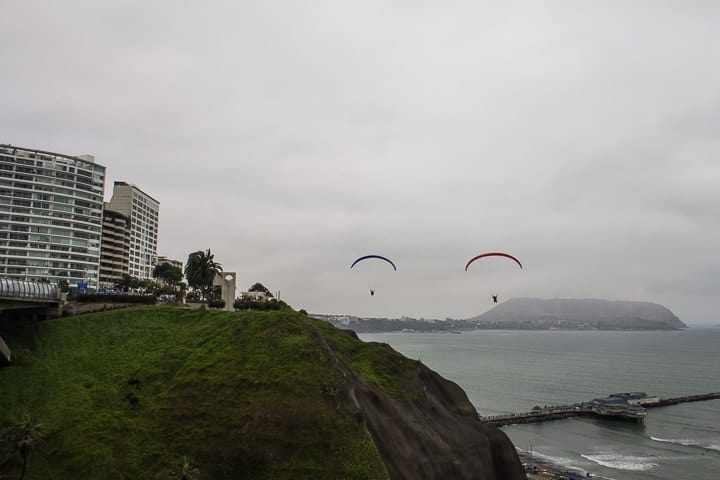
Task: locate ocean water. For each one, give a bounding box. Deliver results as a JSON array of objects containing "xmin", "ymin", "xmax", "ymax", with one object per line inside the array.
[{"xmin": 359, "ymin": 328, "xmax": 720, "ymax": 480}]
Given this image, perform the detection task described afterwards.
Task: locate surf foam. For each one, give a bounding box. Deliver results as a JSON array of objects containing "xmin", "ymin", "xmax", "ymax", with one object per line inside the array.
[
  {"xmin": 581, "ymin": 453, "xmax": 657, "ymax": 471},
  {"xmin": 651, "ymin": 436, "xmax": 720, "ymax": 452}
]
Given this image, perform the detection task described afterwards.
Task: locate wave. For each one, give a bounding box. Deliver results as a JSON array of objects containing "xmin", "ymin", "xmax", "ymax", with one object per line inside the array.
[
  {"xmin": 651, "ymin": 436, "xmax": 699, "ymax": 447},
  {"xmin": 581, "ymin": 453, "xmax": 657, "ymax": 471},
  {"xmin": 523, "ymin": 450, "xmax": 578, "ymax": 469},
  {"xmin": 517, "ymin": 450, "xmax": 616, "ymax": 480},
  {"xmin": 651, "ymin": 436, "xmax": 720, "ymax": 453}
]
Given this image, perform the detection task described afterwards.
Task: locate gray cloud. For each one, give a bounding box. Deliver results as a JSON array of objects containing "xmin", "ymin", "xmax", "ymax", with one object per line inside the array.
[{"xmin": 2, "ymin": 1, "xmax": 719, "ymax": 323}]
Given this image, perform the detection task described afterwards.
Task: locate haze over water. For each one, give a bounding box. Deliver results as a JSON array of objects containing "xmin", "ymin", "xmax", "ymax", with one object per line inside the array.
[{"xmin": 360, "ymin": 328, "xmax": 720, "ymax": 480}]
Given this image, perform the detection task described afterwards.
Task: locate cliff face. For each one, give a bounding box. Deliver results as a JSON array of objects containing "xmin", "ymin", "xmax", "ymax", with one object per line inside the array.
[
  {"xmin": 354, "ymin": 370, "xmax": 524, "ymax": 479},
  {"xmin": 322, "ymin": 329, "xmax": 525, "ymax": 480},
  {"xmin": 471, "ymin": 298, "xmax": 686, "ymax": 330}
]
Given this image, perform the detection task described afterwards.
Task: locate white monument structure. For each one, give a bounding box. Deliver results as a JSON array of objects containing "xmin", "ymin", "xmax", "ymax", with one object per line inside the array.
[{"xmin": 213, "ymin": 272, "xmax": 237, "ymax": 311}]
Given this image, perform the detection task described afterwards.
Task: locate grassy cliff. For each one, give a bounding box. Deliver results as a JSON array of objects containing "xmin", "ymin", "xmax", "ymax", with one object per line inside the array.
[
  {"xmin": 0, "ymin": 306, "xmax": 400, "ymax": 479},
  {"xmin": 0, "ymin": 306, "xmax": 525, "ymax": 480}
]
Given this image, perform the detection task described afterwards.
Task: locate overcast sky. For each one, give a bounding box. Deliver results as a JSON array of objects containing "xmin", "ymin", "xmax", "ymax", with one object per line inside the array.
[{"xmin": 2, "ymin": 1, "xmax": 718, "ymax": 324}]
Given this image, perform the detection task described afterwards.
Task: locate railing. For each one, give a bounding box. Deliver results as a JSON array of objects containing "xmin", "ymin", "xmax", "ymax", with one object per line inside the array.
[{"xmin": 0, "ymin": 278, "xmax": 59, "ymax": 300}]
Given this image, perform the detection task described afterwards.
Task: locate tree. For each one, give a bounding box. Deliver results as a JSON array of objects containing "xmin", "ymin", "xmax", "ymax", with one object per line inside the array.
[
  {"xmin": 153, "ymin": 263, "xmax": 183, "ymax": 288},
  {"xmin": 1, "ymin": 414, "xmax": 46, "ymax": 480},
  {"xmin": 115, "ymin": 274, "xmax": 141, "ymax": 292},
  {"xmin": 139, "ymin": 278, "xmax": 159, "ymax": 294},
  {"xmin": 248, "ymin": 283, "xmax": 273, "ymax": 298},
  {"xmin": 184, "ymin": 249, "xmax": 222, "ymax": 302},
  {"xmin": 57, "ymin": 279, "xmax": 69, "ymax": 293}
]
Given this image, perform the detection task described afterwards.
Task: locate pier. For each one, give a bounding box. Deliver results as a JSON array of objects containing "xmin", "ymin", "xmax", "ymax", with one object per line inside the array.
[
  {"xmin": 482, "ymin": 392, "xmax": 720, "ymax": 427},
  {"xmin": 648, "ymin": 392, "xmax": 720, "ymax": 408}
]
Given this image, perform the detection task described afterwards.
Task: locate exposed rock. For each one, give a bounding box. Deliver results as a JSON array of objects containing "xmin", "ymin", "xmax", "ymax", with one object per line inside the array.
[
  {"xmin": 321, "ymin": 329, "xmax": 527, "ymax": 480},
  {"xmin": 352, "ymin": 370, "xmax": 525, "ymax": 480},
  {"xmin": 470, "ymin": 298, "xmax": 686, "ymax": 330}
]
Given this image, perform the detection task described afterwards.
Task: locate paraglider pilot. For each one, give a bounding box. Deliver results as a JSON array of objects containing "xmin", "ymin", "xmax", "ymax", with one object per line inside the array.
[
  {"xmin": 492, "ymin": 294, "xmax": 498, "ymax": 304},
  {"xmin": 370, "ymin": 289, "xmax": 375, "ymax": 296}
]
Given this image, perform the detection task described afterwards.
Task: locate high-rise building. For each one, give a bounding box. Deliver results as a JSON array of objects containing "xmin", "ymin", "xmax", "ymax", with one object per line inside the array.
[
  {"xmin": 0, "ymin": 144, "xmax": 105, "ymax": 287},
  {"xmin": 106, "ymin": 182, "xmax": 159, "ymax": 280},
  {"xmin": 98, "ymin": 204, "xmax": 130, "ymax": 288}
]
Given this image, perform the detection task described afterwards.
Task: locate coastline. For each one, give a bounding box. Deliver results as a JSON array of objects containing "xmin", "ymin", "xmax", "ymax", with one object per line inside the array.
[{"xmin": 517, "ymin": 450, "xmax": 591, "ymax": 480}]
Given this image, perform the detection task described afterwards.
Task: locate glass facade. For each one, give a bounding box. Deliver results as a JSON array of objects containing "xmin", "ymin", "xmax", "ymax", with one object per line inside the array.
[{"xmin": 0, "ymin": 145, "xmax": 105, "ymax": 287}]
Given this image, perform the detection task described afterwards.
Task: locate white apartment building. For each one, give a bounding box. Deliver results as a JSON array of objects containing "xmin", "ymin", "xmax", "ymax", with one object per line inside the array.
[
  {"xmin": 0, "ymin": 144, "xmax": 105, "ymax": 287},
  {"xmin": 106, "ymin": 182, "xmax": 159, "ymax": 280}
]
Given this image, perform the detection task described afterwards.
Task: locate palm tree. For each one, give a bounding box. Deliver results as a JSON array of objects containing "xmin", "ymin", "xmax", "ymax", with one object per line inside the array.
[
  {"xmin": 170, "ymin": 456, "xmax": 200, "ymax": 480},
  {"xmin": 184, "ymin": 249, "xmax": 222, "ymax": 302},
  {"xmin": 2, "ymin": 414, "xmax": 46, "ymax": 480}
]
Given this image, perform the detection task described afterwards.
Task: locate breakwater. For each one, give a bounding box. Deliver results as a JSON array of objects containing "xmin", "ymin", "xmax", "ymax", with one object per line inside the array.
[{"xmin": 482, "ymin": 392, "xmax": 720, "ymax": 427}]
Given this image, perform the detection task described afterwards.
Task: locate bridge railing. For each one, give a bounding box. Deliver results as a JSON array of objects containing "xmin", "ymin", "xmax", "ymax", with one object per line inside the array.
[{"xmin": 0, "ymin": 278, "xmax": 59, "ymax": 300}]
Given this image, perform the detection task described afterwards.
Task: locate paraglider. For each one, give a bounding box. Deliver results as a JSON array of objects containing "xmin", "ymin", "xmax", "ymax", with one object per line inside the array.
[
  {"xmin": 465, "ymin": 252, "xmax": 522, "ymax": 304},
  {"xmin": 464, "ymin": 252, "xmax": 522, "ymax": 271},
  {"xmin": 350, "ymin": 255, "xmax": 396, "ymax": 296},
  {"xmin": 350, "ymin": 255, "xmax": 397, "ymax": 271}
]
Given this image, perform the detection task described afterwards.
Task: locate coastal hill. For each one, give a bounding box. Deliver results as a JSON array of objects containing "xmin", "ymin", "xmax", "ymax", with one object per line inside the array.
[
  {"xmin": 0, "ymin": 306, "xmax": 524, "ymax": 480},
  {"xmin": 315, "ymin": 298, "xmax": 685, "ymax": 332},
  {"xmin": 470, "ymin": 298, "xmax": 686, "ymax": 330}
]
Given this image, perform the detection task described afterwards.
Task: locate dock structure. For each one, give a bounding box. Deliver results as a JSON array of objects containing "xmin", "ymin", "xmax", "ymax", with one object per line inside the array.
[
  {"xmin": 482, "ymin": 392, "xmax": 720, "ymax": 427},
  {"xmin": 648, "ymin": 392, "xmax": 720, "ymax": 408}
]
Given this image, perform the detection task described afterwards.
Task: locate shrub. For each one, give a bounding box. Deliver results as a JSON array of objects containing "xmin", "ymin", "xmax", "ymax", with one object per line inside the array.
[
  {"xmin": 75, "ymin": 294, "xmax": 157, "ymax": 304},
  {"xmin": 207, "ymin": 299, "xmax": 226, "ymax": 309},
  {"xmin": 233, "ymin": 298, "xmax": 288, "ymax": 311}
]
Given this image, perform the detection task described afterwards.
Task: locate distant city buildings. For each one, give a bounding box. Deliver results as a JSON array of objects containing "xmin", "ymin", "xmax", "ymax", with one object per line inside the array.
[
  {"xmin": 156, "ymin": 255, "xmax": 182, "ymax": 272},
  {"xmin": 106, "ymin": 182, "xmax": 160, "ymax": 280},
  {"xmin": 0, "ymin": 144, "xmax": 162, "ymax": 289},
  {"xmin": 0, "ymin": 145, "xmax": 105, "ymax": 287},
  {"xmin": 154, "ymin": 256, "xmax": 183, "ymax": 287}
]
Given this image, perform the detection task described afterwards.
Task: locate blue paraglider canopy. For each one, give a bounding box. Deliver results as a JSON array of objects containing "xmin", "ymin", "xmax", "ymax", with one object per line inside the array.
[{"xmin": 350, "ymin": 255, "xmax": 397, "ymax": 271}]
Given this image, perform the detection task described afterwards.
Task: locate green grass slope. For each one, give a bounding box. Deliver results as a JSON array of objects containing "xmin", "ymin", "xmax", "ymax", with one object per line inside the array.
[{"xmin": 0, "ymin": 306, "xmax": 425, "ymax": 479}]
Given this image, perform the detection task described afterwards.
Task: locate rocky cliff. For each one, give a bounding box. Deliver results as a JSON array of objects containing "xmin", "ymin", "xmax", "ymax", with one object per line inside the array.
[
  {"xmin": 470, "ymin": 298, "xmax": 686, "ymax": 330},
  {"xmin": 321, "ymin": 328, "xmax": 525, "ymax": 480}
]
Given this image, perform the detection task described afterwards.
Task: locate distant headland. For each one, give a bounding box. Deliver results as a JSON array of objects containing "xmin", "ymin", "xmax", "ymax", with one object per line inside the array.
[{"xmin": 314, "ymin": 298, "xmax": 686, "ymax": 333}]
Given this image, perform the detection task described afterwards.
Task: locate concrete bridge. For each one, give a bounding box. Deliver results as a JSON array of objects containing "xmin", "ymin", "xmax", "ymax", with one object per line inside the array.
[
  {"xmin": 0, "ymin": 278, "xmax": 64, "ymax": 365},
  {"xmin": 0, "ymin": 278, "xmax": 62, "ymax": 310}
]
